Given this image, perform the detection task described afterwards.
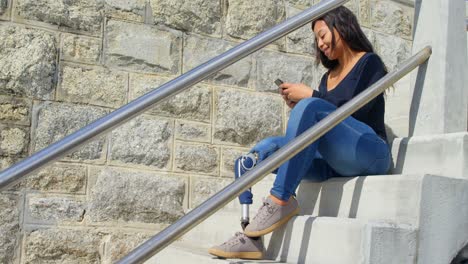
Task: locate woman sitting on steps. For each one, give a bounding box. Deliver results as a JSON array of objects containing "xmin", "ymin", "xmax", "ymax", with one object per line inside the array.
[{"xmin": 209, "ymin": 6, "xmax": 391, "ymax": 260}]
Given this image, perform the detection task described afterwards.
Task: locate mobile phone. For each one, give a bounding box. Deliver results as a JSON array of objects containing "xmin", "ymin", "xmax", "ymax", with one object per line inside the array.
[{"xmin": 274, "ymin": 79, "xmax": 284, "ymax": 87}]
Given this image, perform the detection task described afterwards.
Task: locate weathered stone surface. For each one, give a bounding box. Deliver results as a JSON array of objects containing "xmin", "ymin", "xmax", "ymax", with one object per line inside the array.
[
  {"xmin": 190, "ymin": 176, "xmax": 232, "ymax": 207},
  {"xmin": 286, "ymin": 6, "xmax": 316, "ymax": 55},
  {"xmin": 370, "ymin": 0, "xmax": 413, "ymax": 39},
  {"xmin": 105, "ymin": 20, "xmax": 182, "ymax": 73},
  {"xmin": 343, "ymin": 0, "xmax": 359, "ymax": 17},
  {"xmin": 0, "ymin": 193, "xmax": 20, "ymax": 263},
  {"xmin": 286, "ymin": 0, "xmax": 316, "ymax": 9},
  {"xmin": 221, "ymin": 147, "xmax": 249, "ymax": 177},
  {"xmin": 24, "ymin": 229, "xmax": 102, "ymax": 263},
  {"xmin": 16, "ymin": 164, "xmax": 87, "ymax": 193},
  {"xmin": 88, "ymin": 167, "xmax": 186, "ymax": 224},
  {"xmin": 62, "ymin": 34, "xmax": 101, "ymax": 64},
  {"xmin": 359, "ymin": 0, "xmax": 370, "ymax": 26},
  {"xmin": 0, "ymin": 25, "xmax": 57, "ymax": 100},
  {"xmin": 58, "ymin": 65, "xmax": 127, "ymax": 108},
  {"xmin": 104, "ymin": 232, "xmax": 152, "ymax": 263},
  {"xmin": 0, "ymin": 156, "xmax": 18, "ymax": 170},
  {"xmin": 33, "ymin": 102, "xmax": 109, "ymax": 163},
  {"xmin": 175, "ymin": 143, "xmax": 219, "ymax": 174},
  {"xmin": 150, "ymin": 0, "xmax": 222, "ymax": 36},
  {"xmin": 255, "ymin": 50, "xmax": 318, "ymax": 93},
  {"xmin": 362, "ymin": 27, "xmax": 376, "ymax": 47},
  {"xmin": 110, "ymin": 115, "xmax": 172, "ymax": 169},
  {"xmin": 183, "ymin": 35, "xmax": 254, "ymax": 88},
  {"xmin": 130, "ymin": 74, "xmax": 212, "ymax": 122},
  {"xmin": 15, "ymin": 0, "xmax": 104, "ymax": 33},
  {"xmin": 0, "ymin": 95, "xmax": 31, "ymax": 125},
  {"xmin": 0, "ymin": 125, "xmax": 29, "ymax": 156},
  {"xmin": 214, "ymin": 89, "xmax": 283, "ymax": 146},
  {"xmin": 374, "ymin": 32, "xmax": 411, "ymax": 71},
  {"xmin": 175, "ymin": 120, "xmax": 211, "ymax": 143},
  {"xmin": 27, "ymin": 196, "xmax": 85, "ymax": 223},
  {"xmin": 225, "ymin": 0, "xmax": 285, "ymax": 40},
  {"xmin": 104, "ymin": 0, "xmax": 146, "ymax": 22}
]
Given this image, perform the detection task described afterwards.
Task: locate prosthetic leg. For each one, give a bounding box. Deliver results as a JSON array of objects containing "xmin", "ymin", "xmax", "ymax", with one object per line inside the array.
[{"xmin": 234, "ymin": 153, "xmax": 257, "ymax": 230}]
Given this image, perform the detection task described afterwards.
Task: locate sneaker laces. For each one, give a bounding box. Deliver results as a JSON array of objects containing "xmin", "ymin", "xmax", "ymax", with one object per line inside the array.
[
  {"xmin": 224, "ymin": 232, "xmax": 245, "ymax": 246},
  {"xmin": 252, "ymin": 198, "xmax": 275, "ymax": 222}
]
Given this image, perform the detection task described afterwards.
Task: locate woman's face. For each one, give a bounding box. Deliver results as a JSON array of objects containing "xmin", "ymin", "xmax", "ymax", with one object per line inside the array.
[{"xmin": 313, "ymin": 20, "xmax": 343, "ymax": 60}]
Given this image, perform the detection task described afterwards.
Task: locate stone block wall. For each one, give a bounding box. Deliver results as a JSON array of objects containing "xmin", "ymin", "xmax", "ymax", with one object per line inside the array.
[{"xmin": 0, "ymin": 0, "xmax": 414, "ymax": 262}]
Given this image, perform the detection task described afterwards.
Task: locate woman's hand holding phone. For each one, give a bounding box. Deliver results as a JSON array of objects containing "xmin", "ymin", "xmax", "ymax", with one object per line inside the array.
[{"xmin": 275, "ymin": 79, "xmax": 313, "ymax": 108}]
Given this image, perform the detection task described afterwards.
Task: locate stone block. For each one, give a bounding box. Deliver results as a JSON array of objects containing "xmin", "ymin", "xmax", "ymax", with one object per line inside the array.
[
  {"xmin": 15, "ymin": 0, "xmax": 104, "ymax": 33},
  {"xmin": 174, "ymin": 143, "xmax": 219, "ymax": 174},
  {"xmin": 104, "ymin": 0, "xmax": 146, "ymax": 22},
  {"xmin": 0, "ymin": 156, "xmax": 18, "ymax": 170},
  {"xmin": 370, "ymin": 0, "xmax": 413, "ymax": 39},
  {"xmin": 61, "ymin": 34, "xmax": 101, "ymax": 64},
  {"xmin": 15, "ymin": 163, "xmax": 87, "ymax": 193},
  {"xmin": 374, "ymin": 32, "xmax": 411, "ymax": 71},
  {"xmin": 175, "ymin": 120, "xmax": 211, "ymax": 143},
  {"xmin": 88, "ymin": 167, "xmax": 186, "ymax": 224},
  {"xmin": 105, "ymin": 20, "xmax": 182, "ymax": 74},
  {"xmin": 359, "ymin": 0, "xmax": 370, "ymax": 26},
  {"xmin": 110, "ymin": 115, "xmax": 172, "ymax": 169},
  {"xmin": 33, "ymin": 102, "xmax": 109, "ymax": 163},
  {"xmin": 183, "ymin": 35, "xmax": 254, "ymax": 88},
  {"xmin": 150, "ymin": 0, "xmax": 222, "ymax": 36},
  {"xmin": 255, "ymin": 50, "xmax": 318, "ymax": 93},
  {"xmin": 130, "ymin": 74, "xmax": 212, "ymax": 122},
  {"xmin": 104, "ymin": 232, "xmax": 153, "ymax": 263},
  {"xmin": 26, "ymin": 195, "xmax": 85, "ymax": 223},
  {"xmin": 286, "ymin": 6, "xmax": 316, "ymax": 56},
  {"xmin": 24, "ymin": 228, "xmax": 103, "ymax": 263},
  {"xmin": 190, "ymin": 175, "xmax": 232, "ymax": 208},
  {"xmin": 0, "ymin": 95, "xmax": 31, "ymax": 125},
  {"xmin": 220, "ymin": 147, "xmax": 249, "ymax": 177},
  {"xmin": 225, "ymin": 0, "xmax": 285, "ymax": 40},
  {"xmin": 214, "ymin": 88, "xmax": 283, "ymax": 146},
  {"xmin": 286, "ymin": 0, "xmax": 315, "ymax": 9},
  {"xmin": 0, "ymin": 25, "xmax": 57, "ymax": 100},
  {"xmin": 343, "ymin": 0, "xmax": 359, "ymax": 17},
  {"xmin": 0, "ymin": 193, "xmax": 20, "ymax": 263},
  {"xmin": 0, "ymin": 125, "xmax": 29, "ymax": 156},
  {"xmin": 58, "ymin": 64, "xmax": 128, "ymax": 108}
]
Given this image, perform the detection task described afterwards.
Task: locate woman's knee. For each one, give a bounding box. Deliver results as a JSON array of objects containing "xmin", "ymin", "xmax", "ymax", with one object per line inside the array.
[{"xmin": 355, "ymin": 134, "xmax": 391, "ymax": 175}]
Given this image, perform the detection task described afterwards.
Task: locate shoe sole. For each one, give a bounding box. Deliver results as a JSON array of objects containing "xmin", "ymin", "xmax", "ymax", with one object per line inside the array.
[
  {"xmin": 243, "ymin": 207, "xmax": 300, "ymax": 237},
  {"xmin": 208, "ymin": 248, "xmax": 263, "ymax": 260}
]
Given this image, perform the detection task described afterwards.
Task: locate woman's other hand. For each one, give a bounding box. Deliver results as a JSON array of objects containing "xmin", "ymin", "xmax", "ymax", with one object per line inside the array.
[{"xmin": 279, "ymin": 83, "xmax": 313, "ymax": 108}]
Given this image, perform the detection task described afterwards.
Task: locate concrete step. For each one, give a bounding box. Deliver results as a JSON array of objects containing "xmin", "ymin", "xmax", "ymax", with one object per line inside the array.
[
  {"xmin": 178, "ymin": 216, "xmax": 417, "ymax": 264},
  {"xmin": 183, "ymin": 173, "xmax": 468, "ymax": 264},
  {"xmin": 267, "ymin": 216, "xmax": 417, "ymax": 264},
  {"xmin": 391, "ymin": 132, "xmax": 468, "ymax": 179},
  {"xmin": 225, "ymin": 173, "xmax": 426, "ymax": 226},
  {"xmin": 145, "ymin": 241, "xmax": 288, "ymax": 264}
]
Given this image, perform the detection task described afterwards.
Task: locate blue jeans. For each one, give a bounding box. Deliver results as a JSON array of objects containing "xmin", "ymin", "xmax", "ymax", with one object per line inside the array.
[{"xmin": 253, "ymin": 98, "xmax": 391, "ymax": 201}]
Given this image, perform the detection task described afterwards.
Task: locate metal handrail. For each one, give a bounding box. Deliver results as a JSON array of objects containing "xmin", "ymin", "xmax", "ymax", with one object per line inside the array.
[
  {"xmin": 0, "ymin": 0, "xmax": 348, "ymax": 190},
  {"xmin": 118, "ymin": 47, "xmax": 432, "ymax": 263}
]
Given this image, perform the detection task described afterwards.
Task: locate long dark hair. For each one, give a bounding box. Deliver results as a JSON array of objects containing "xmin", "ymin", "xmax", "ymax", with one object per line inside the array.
[{"xmin": 311, "ymin": 6, "xmax": 374, "ymax": 69}]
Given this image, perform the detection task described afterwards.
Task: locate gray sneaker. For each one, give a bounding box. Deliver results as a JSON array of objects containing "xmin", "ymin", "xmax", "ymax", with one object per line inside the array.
[
  {"xmin": 244, "ymin": 196, "xmax": 300, "ymax": 237},
  {"xmin": 208, "ymin": 232, "xmax": 264, "ymax": 259}
]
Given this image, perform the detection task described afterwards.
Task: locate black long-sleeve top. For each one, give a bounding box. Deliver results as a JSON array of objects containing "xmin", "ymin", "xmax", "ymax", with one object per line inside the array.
[{"xmin": 312, "ymin": 52, "xmax": 387, "ymax": 141}]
